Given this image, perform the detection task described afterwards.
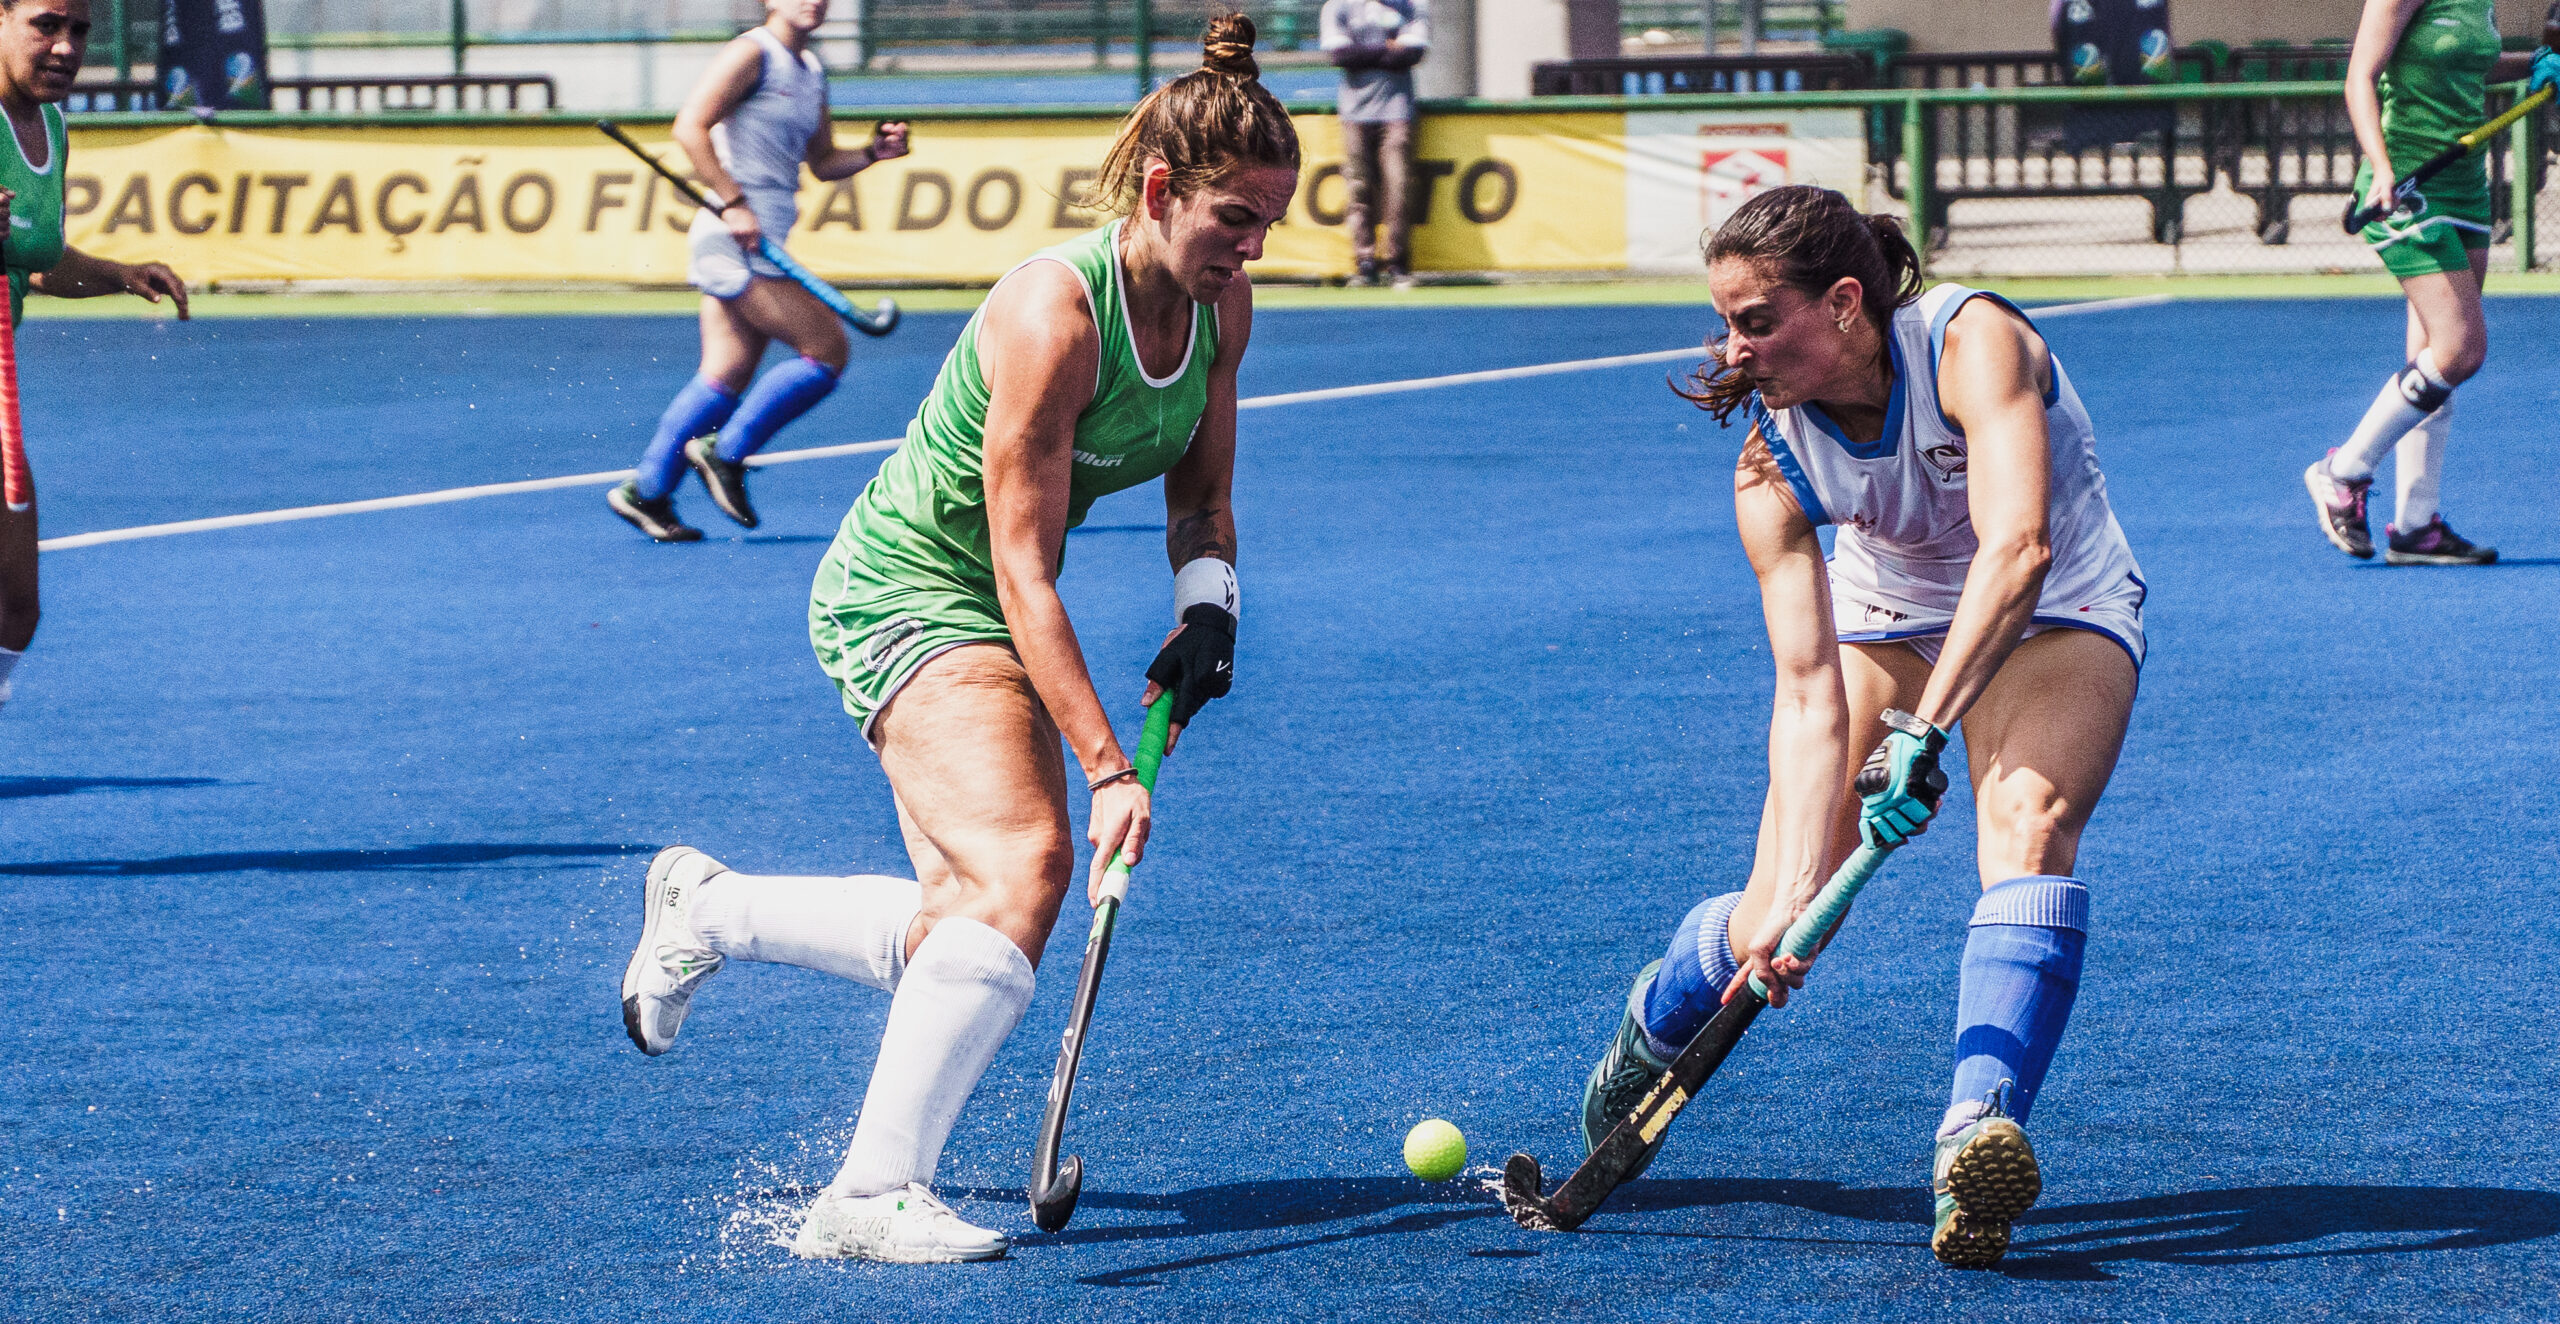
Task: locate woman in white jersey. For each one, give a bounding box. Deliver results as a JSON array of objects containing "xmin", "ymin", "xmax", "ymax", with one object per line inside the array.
[
  {"xmin": 1575, "ymin": 186, "xmax": 2142, "ymax": 1270},
  {"xmin": 608, "ymin": 0, "xmax": 909, "ymax": 542}
]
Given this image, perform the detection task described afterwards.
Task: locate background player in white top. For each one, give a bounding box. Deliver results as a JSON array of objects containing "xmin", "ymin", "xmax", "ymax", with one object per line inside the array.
[
  {"xmin": 608, "ymin": 0, "xmax": 909, "ymax": 542},
  {"xmin": 1575, "ymin": 185, "xmax": 2141, "ymax": 1270}
]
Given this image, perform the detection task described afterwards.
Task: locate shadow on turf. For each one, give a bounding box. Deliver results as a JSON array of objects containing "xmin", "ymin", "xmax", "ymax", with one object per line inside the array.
[
  {"xmin": 974, "ymin": 1176, "xmax": 2560, "ymax": 1286},
  {"xmin": 0, "ymin": 842, "xmax": 653, "ymax": 875},
  {"xmin": 0, "ymin": 775, "xmax": 223, "ymax": 800}
]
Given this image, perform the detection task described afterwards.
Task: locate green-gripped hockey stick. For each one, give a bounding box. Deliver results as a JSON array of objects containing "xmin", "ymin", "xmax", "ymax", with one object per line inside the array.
[
  {"xmin": 1502, "ymin": 837, "xmax": 1910, "ymax": 1232},
  {"xmin": 1029, "ymin": 694, "xmax": 1175, "ymax": 1232}
]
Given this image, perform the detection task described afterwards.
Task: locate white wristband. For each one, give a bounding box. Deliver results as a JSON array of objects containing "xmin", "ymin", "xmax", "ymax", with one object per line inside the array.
[{"xmin": 1173, "ymin": 556, "xmax": 1237, "ymax": 620}]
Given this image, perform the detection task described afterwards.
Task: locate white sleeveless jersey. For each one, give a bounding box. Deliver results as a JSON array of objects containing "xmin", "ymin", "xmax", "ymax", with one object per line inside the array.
[
  {"xmin": 711, "ymin": 27, "xmax": 826, "ymax": 200},
  {"xmin": 1746, "ymin": 284, "xmax": 2148, "ymax": 666}
]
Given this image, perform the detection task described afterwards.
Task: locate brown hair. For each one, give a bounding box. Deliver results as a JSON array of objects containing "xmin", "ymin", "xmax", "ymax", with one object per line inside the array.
[
  {"xmin": 1679, "ymin": 185, "xmax": 1923, "ymax": 423},
  {"xmin": 1094, "ymin": 12, "xmax": 1302, "ymax": 215}
]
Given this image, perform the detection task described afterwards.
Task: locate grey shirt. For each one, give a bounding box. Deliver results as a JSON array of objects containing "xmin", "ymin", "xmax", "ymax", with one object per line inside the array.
[{"xmin": 1321, "ymin": 0, "xmax": 1430, "ymax": 124}]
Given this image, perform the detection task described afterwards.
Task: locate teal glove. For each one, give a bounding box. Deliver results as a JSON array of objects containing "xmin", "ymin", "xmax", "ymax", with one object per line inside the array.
[
  {"xmin": 1853, "ymin": 709, "xmax": 1952, "ymax": 848},
  {"xmin": 2533, "ymin": 47, "xmax": 2560, "ymax": 98}
]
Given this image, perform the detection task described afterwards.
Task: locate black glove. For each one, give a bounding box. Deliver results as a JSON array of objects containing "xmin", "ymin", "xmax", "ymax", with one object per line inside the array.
[{"xmin": 1144, "ymin": 603, "xmax": 1235, "ymax": 728}]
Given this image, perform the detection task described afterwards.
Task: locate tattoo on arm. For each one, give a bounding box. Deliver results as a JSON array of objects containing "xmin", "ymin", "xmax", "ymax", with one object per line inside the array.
[{"xmin": 1168, "ymin": 508, "xmax": 1234, "ymax": 567}]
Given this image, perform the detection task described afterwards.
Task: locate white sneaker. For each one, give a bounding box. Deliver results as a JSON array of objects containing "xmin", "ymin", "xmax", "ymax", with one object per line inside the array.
[
  {"xmin": 792, "ymin": 1183, "xmax": 1010, "ymax": 1263},
  {"xmin": 619, "ymin": 846, "xmax": 728, "ymax": 1056}
]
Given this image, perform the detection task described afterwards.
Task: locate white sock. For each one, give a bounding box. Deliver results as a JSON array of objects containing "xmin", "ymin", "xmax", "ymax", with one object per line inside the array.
[
  {"xmin": 2332, "ymin": 350, "xmax": 2451, "ymax": 482},
  {"xmin": 690, "ymin": 872, "xmax": 922, "ymax": 992},
  {"xmin": 0, "ymin": 646, "xmax": 18, "ymax": 707},
  {"xmin": 829, "ymin": 917, "xmax": 1036, "ymax": 1196},
  {"xmin": 2394, "ymin": 403, "xmax": 2448, "ymax": 532}
]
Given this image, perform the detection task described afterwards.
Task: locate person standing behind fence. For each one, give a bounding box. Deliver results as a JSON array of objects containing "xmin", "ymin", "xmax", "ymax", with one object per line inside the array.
[
  {"xmin": 2302, "ymin": 0, "xmax": 2543, "ymax": 566},
  {"xmin": 609, "ymin": 0, "xmax": 909, "ymax": 543},
  {"xmin": 1321, "ymin": 0, "xmax": 1427, "ymax": 288}
]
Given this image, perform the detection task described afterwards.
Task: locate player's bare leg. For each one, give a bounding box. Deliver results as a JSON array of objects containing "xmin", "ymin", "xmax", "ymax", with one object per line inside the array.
[
  {"xmin": 791, "ymin": 644, "xmax": 1070, "ymax": 1263},
  {"xmin": 0, "ymin": 490, "xmax": 37, "ymax": 705},
  {"xmin": 683, "ymin": 277, "xmax": 848, "ymax": 528}
]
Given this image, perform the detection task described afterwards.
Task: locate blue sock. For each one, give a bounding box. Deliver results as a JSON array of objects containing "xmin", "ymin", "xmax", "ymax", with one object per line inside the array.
[
  {"xmin": 1639, "ymin": 891, "xmax": 1745, "ymax": 1060},
  {"xmin": 1946, "ymin": 876, "xmax": 2088, "ymax": 1132},
  {"xmin": 635, "ymin": 377, "xmax": 740, "ymax": 501},
  {"xmin": 716, "ymin": 356, "xmax": 840, "ymax": 463}
]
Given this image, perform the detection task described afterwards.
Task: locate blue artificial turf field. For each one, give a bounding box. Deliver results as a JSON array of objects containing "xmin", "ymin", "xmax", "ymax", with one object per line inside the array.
[{"xmin": 6, "ymin": 297, "xmax": 2557, "ymax": 1320}]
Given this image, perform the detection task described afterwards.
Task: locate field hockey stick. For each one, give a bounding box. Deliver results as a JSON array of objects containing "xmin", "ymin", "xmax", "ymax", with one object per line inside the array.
[
  {"xmin": 1503, "ymin": 838, "xmax": 1907, "ymax": 1232},
  {"xmin": 596, "ymin": 120, "xmax": 900, "ymax": 338},
  {"xmin": 0, "ymin": 286, "xmax": 28, "ymax": 513},
  {"xmin": 1028, "ymin": 693, "xmax": 1175, "ymax": 1233},
  {"xmin": 2343, "ymin": 86, "xmax": 2554, "ymax": 233}
]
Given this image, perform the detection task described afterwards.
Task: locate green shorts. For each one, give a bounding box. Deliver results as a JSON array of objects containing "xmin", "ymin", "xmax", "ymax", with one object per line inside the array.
[
  {"xmin": 808, "ymin": 524, "xmax": 1010, "ymax": 743},
  {"xmin": 2355, "ymin": 158, "xmax": 2492, "ymax": 280}
]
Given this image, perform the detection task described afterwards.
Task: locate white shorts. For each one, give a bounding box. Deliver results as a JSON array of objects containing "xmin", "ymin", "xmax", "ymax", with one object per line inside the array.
[
  {"xmin": 1836, "ymin": 565, "xmax": 2148, "ymax": 671},
  {"xmin": 686, "ymin": 189, "xmax": 798, "ymax": 300}
]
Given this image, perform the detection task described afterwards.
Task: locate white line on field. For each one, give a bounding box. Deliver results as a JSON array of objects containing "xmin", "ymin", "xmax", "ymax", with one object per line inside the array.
[{"xmin": 37, "ymin": 295, "xmax": 2152, "ymax": 552}]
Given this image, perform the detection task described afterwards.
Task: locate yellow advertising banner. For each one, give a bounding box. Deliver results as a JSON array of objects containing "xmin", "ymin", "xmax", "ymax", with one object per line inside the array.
[{"xmin": 61, "ymin": 112, "xmax": 1631, "ymax": 285}]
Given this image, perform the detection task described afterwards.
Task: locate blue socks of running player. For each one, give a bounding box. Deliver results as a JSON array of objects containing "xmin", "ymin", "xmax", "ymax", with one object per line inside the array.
[
  {"xmin": 636, "ymin": 376, "xmax": 741, "ymax": 501},
  {"xmin": 1944, "ymin": 876, "xmax": 2087, "ymax": 1134},
  {"xmin": 1640, "ymin": 890, "xmax": 1745, "ymax": 1060},
  {"xmin": 716, "ymin": 355, "xmax": 840, "ymax": 464}
]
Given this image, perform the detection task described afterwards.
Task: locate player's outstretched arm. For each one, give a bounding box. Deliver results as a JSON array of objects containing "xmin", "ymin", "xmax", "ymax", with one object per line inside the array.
[
  {"xmin": 672, "ymin": 37, "xmax": 768, "ymax": 245},
  {"xmin": 29, "ymin": 247, "xmax": 188, "ymax": 319},
  {"xmin": 1726, "ymin": 427, "xmax": 1850, "ymax": 1009},
  {"xmin": 979, "ymin": 262, "xmax": 1146, "ymax": 900},
  {"xmin": 808, "ymin": 119, "xmax": 908, "ymax": 183},
  {"xmin": 1912, "ymin": 299, "xmax": 2054, "ymax": 735},
  {"xmin": 1144, "ymin": 274, "xmax": 1251, "ymax": 751}
]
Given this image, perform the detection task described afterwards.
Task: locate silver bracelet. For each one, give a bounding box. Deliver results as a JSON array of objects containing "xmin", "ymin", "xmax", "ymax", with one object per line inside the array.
[{"xmin": 1087, "ymin": 767, "xmax": 1138, "ymax": 793}]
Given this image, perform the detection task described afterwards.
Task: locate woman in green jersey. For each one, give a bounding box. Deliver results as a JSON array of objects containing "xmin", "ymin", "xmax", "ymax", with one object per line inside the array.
[
  {"xmin": 616, "ymin": 14, "xmax": 1296, "ymax": 1262},
  {"xmin": 2302, "ymin": 0, "xmax": 2540, "ymax": 565},
  {"xmin": 0, "ymin": 0, "xmax": 188, "ymax": 709}
]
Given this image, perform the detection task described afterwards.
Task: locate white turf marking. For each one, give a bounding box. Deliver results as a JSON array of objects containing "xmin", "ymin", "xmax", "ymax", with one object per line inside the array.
[{"xmin": 37, "ymin": 296, "xmax": 2152, "ymax": 553}]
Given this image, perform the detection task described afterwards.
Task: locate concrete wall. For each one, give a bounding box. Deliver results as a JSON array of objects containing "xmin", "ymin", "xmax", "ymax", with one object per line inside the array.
[
  {"xmin": 1843, "ymin": 0, "xmax": 2553, "ymax": 55},
  {"xmin": 1475, "ymin": 0, "xmax": 1617, "ymax": 98}
]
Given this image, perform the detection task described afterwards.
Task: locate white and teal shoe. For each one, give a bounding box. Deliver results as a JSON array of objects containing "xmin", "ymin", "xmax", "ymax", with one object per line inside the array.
[
  {"xmin": 619, "ymin": 846, "xmax": 728, "ymax": 1056},
  {"xmin": 1930, "ymin": 1083, "xmax": 2042, "ymax": 1268},
  {"xmin": 793, "ymin": 1183, "xmax": 1010, "ymax": 1263}
]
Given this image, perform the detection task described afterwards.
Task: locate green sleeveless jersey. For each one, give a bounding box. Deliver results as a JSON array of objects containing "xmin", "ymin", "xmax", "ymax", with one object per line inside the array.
[
  {"xmin": 2378, "ymin": 0, "xmax": 2499, "ymax": 181},
  {"xmin": 0, "ymin": 103, "xmax": 66, "ymax": 320},
  {"xmin": 825, "ymin": 220, "xmax": 1218, "ymax": 606}
]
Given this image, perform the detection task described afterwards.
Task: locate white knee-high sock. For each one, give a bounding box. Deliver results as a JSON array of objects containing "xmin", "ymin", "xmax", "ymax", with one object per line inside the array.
[
  {"xmin": 2332, "ymin": 349, "xmax": 2452, "ymax": 482},
  {"xmin": 2394, "ymin": 403, "xmax": 2449, "ymax": 532},
  {"xmin": 829, "ymin": 917, "xmax": 1036, "ymax": 1196},
  {"xmin": 689, "ymin": 872, "xmax": 922, "ymax": 992}
]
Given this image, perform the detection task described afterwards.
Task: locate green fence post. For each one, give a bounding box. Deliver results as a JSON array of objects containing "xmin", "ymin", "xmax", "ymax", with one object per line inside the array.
[
  {"xmin": 1902, "ymin": 91, "xmax": 1929, "ymax": 284},
  {"xmin": 451, "ymin": 0, "xmax": 468, "ymax": 76},
  {"xmin": 857, "ymin": 0, "xmax": 875, "ymax": 71},
  {"xmin": 1135, "ymin": 0, "xmax": 1154, "ymax": 100},
  {"xmin": 1093, "ymin": 0, "xmax": 1109, "ymax": 69},
  {"xmin": 2513, "ymin": 104, "xmax": 2537, "ymax": 272},
  {"xmin": 109, "ymin": 0, "xmax": 128, "ymax": 82}
]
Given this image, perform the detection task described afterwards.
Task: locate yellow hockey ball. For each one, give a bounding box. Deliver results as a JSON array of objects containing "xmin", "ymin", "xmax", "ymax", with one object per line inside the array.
[{"xmin": 1403, "ymin": 1118, "xmax": 1468, "ymax": 1182}]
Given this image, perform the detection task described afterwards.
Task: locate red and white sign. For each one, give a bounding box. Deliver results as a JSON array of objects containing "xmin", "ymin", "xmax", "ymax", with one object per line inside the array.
[{"xmin": 1701, "ymin": 146, "xmax": 1789, "ymax": 228}]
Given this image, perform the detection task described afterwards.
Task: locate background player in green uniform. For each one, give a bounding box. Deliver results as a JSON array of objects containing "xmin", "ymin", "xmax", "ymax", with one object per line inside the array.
[
  {"xmin": 616, "ymin": 14, "xmax": 1297, "ymax": 1262},
  {"xmin": 0, "ymin": 0, "xmax": 188, "ymax": 710},
  {"xmin": 2303, "ymin": 0, "xmax": 2539, "ymax": 566}
]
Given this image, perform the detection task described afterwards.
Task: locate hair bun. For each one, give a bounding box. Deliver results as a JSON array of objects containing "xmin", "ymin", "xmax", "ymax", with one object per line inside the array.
[{"xmin": 1201, "ymin": 12, "xmax": 1261, "ymax": 79}]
